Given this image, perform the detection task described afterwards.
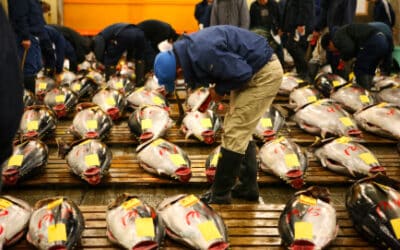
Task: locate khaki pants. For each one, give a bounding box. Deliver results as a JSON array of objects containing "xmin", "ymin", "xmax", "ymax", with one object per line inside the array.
[{"xmin": 222, "ymin": 56, "xmax": 283, "ymax": 154}]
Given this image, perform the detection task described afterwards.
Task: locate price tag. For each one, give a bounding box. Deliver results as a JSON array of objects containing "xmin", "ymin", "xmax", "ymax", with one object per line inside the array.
[
  {"xmin": 85, "ymin": 154, "xmax": 100, "ymax": 166},
  {"xmin": 295, "ymin": 78, "xmax": 304, "ymax": 83},
  {"xmin": 115, "ymin": 81, "xmax": 123, "ymax": 89},
  {"xmin": 86, "ymin": 120, "xmax": 98, "ymax": 129},
  {"xmin": 332, "ymin": 80, "xmax": 341, "ymax": 87},
  {"xmin": 169, "ymin": 154, "xmax": 186, "ymax": 165},
  {"xmin": 260, "ymin": 118, "xmax": 272, "ymax": 128},
  {"xmin": 335, "ymin": 136, "xmax": 352, "ymax": 144},
  {"xmin": 284, "ymin": 154, "xmax": 300, "ymax": 168},
  {"xmin": 0, "ymin": 199, "xmax": 12, "ymax": 209},
  {"xmin": 79, "ymin": 139, "xmax": 91, "ymax": 146},
  {"xmin": 201, "ymin": 118, "xmax": 212, "ymax": 128},
  {"xmin": 122, "ymin": 198, "xmax": 141, "ymax": 210},
  {"xmin": 349, "ymin": 72, "xmax": 355, "ymax": 81},
  {"xmin": 27, "ymin": 120, "xmax": 39, "ymax": 131},
  {"xmin": 135, "ymin": 217, "xmax": 155, "ymax": 237},
  {"xmin": 38, "ymin": 82, "xmax": 47, "ymax": 90},
  {"xmin": 151, "ymin": 139, "xmax": 165, "ymax": 146},
  {"xmin": 294, "ymin": 222, "xmax": 313, "ymax": 240},
  {"xmin": 307, "ymin": 96, "xmax": 317, "ymax": 103},
  {"xmin": 152, "ymin": 96, "xmax": 164, "ymax": 105},
  {"xmin": 274, "ymin": 137, "xmax": 286, "ymax": 144},
  {"xmin": 48, "ymin": 223, "xmax": 67, "ymax": 243},
  {"xmin": 359, "ymin": 95, "xmax": 370, "ymax": 103},
  {"xmin": 339, "ymin": 117, "xmax": 354, "ymax": 127},
  {"xmin": 7, "ymin": 155, "xmax": 23, "ymax": 167},
  {"xmin": 299, "ymin": 195, "xmax": 317, "ymax": 206},
  {"xmin": 179, "ymin": 194, "xmax": 199, "ymax": 207},
  {"xmin": 211, "ymin": 153, "xmax": 220, "ymax": 166},
  {"xmin": 106, "ymin": 97, "xmax": 116, "ymax": 106},
  {"xmin": 72, "ymin": 84, "xmax": 81, "ymax": 92},
  {"xmin": 359, "ymin": 152, "xmax": 378, "ymax": 165},
  {"xmin": 377, "ymin": 102, "xmax": 388, "ymax": 108},
  {"xmin": 391, "ymin": 218, "xmax": 400, "ymax": 239},
  {"xmin": 141, "ymin": 119, "xmax": 152, "ymax": 130},
  {"xmin": 47, "ymin": 198, "xmax": 63, "ymax": 210},
  {"xmin": 55, "ymin": 95, "xmax": 65, "ymax": 103},
  {"xmin": 198, "ymin": 220, "xmax": 222, "ymax": 242}
]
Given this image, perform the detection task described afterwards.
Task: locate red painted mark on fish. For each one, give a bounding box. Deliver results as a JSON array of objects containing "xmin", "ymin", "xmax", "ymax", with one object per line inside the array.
[
  {"xmin": 344, "ymin": 145, "xmax": 358, "ymax": 156},
  {"xmin": 185, "ymin": 210, "xmax": 200, "ymax": 225}
]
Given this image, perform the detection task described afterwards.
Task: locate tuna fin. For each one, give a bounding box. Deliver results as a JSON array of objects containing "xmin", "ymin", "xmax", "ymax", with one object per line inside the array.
[
  {"xmin": 56, "ymin": 137, "xmax": 71, "ymax": 159},
  {"xmin": 174, "ymin": 90, "xmax": 185, "ymax": 126},
  {"xmin": 108, "ymin": 193, "xmax": 139, "ymax": 210}
]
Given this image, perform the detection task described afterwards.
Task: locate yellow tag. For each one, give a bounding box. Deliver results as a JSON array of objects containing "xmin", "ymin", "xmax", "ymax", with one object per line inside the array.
[
  {"xmin": 335, "ymin": 136, "xmax": 352, "ymax": 144},
  {"xmin": 378, "ymin": 102, "xmax": 388, "ymax": 108},
  {"xmin": 374, "ymin": 182, "xmax": 390, "ymax": 191},
  {"xmin": 72, "ymin": 84, "xmax": 81, "ymax": 91},
  {"xmin": 261, "ymin": 118, "xmax": 272, "ymax": 128},
  {"xmin": 141, "ymin": 119, "xmax": 152, "ymax": 130},
  {"xmin": 85, "ymin": 154, "xmax": 100, "ymax": 166},
  {"xmin": 339, "ymin": 117, "xmax": 354, "ymax": 127},
  {"xmin": 284, "ymin": 154, "xmax": 300, "ymax": 168},
  {"xmin": 79, "ymin": 139, "xmax": 91, "ymax": 146},
  {"xmin": 294, "ymin": 222, "xmax": 313, "ymax": 240},
  {"xmin": 198, "ymin": 220, "xmax": 222, "ymax": 242},
  {"xmin": 27, "ymin": 120, "xmax": 39, "ymax": 131},
  {"xmin": 299, "ymin": 195, "xmax": 317, "ymax": 206},
  {"xmin": 307, "ymin": 96, "xmax": 317, "ymax": 103},
  {"xmin": 201, "ymin": 118, "xmax": 212, "ymax": 128},
  {"xmin": 349, "ymin": 72, "xmax": 355, "ymax": 81},
  {"xmin": 135, "ymin": 217, "xmax": 155, "ymax": 237},
  {"xmin": 86, "ymin": 120, "xmax": 98, "ymax": 129},
  {"xmin": 122, "ymin": 198, "xmax": 141, "ymax": 210},
  {"xmin": 55, "ymin": 95, "xmax": 65, "ymax": 103},
  {"xmin": 48, "ymin": 223, "xmax": 67, "ymax": 243},
  {"xmin": 115, "ymin": 81, "xmax": 123, "ymax": 89},
  {"xmin": 169, "ymin": 154, "xmax": 186, "ymax": 165},
  {"xmin": 151, "ymin": 139, "xmax": 165, "ymax": 146},
  {"xmin": 274, "ymin": 137, "xmax": 286, "ymax": 144},
  {"xmin": 0, "ymin": 199, "xmax": 12, "ymax": 209},
  {"xmin": 314, "ymin": 99, "xmax": 325, "ymax": 105},
  {"xmin": 359, "ymin": 152, "xmax": 378, "ymax": 165},
  {"xmin": 180, "ymin": 194, "xmax": 199, "ymax": 207},
  {"xmin": 359, "ymin": 95, "xmax": 370, "ymax": 103},
  {"xmin": 210, "ymin": 153, "xmax": 220, "ymax": 166},
  {"xmin": 152, "ymin": 96, "xmax": 164, "ymax": 105},
  {"xmin": 391, "ymin": 218, "xmax": 400, "ymax": 239},
  {"xmin": 47, "ymin": 198, "xmax": 63, "ymax": 210},
  {"xmin": 332, "ymin": 80, "xmax": 341, "ymax": 87},
  {"xmin": 7, "ymin": 155, "xmax": 23, "ymax": 167},
  {"xmin": 38, "ymin": 82, "xmax": 47, "ymax": 90},
  {"xmin": 106, "ymin": 97, "xmax": 116, "ymax": 106},
  {"xmin": 295, "ymin": 78, "xmax": 304, "ymax": 83}
]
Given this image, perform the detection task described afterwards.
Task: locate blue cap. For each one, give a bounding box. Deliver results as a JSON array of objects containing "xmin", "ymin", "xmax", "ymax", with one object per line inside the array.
[{"xmin": 154, "ymin": 51, "xmax": 176, "ymax": 93}]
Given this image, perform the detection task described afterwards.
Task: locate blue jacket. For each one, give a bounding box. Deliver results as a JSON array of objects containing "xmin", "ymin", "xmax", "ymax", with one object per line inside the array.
[
  {"xmin": 173, "ymin": 25, "xmax": 273, "ymax": 95},
  {"xmin": 315, "ymin": 0, "xmax": 357, "ymax": 32},
  {"xmin": 44, "ymin": 25, "xmax": 67, "ymax": 74},
  {"xmin": 373, "ymin": 0, "xmax": 396, "ymax": 28},
  {"xmin": 194, "ymin": 0, "xmax": 212, "ymax": 27}
]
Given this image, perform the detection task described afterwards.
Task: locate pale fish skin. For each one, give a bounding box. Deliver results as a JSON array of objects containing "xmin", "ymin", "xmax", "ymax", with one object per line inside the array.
[
  {"xmin": 182, "ymin": 110, "xmax": 221, "ymax": 145},
  {"xmin": 279, "ymin": 75, "xmax": 302, "ymax": 96},
  {"xmin": 377, "ymin": 87, "xmax": 400, "ymax": 105},
  {"xmin": 19, "ymin": 105, "xmax": 57, "ymax": 139},
  {"xmin": 126, "ymin": 87, "xmax": 168, "ymax": 110},
  {"xmin": 331, "ymin": 85, "xmax": 375, "ymax": 113},
  {"xmin": 185, "ymin": 87, "xmax": 211, "ymax": 112},
  {"xmin": 44, "ymin": 86, "xmax": 79, "ymax": 118},
  {"xmin": 106, "ymin": 76, "xmax": 134, "ymax": 95},
  {"xmin": 92, "ymin": 88, "xmax": 126, "ymax": 120},
  {"xmin": 288, "ymin": 86, "xmax": 320, "ymax": 111}
]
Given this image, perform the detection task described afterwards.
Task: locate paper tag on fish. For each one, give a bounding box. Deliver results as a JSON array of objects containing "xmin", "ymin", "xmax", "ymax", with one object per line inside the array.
[
  {"xmin": 332, "ymin": 80, "xmax": 341, "ymax": 87},
  {"xmin": 391, "ymin": 218, "xmax": 400, "ymax": 239},
  {"xmin": 211, "ymin": 153, "xmax": 220, "ymax": 166},
  {"xmin": 152, "ymin": 96, "xmax": 164, "ymax": 105},
  {"xmin": 27, "ymin": 120, "xmax": 39, "ymax": 131},
  {"xmin": 48, "ymin": 223, "xmax": 67, "ymax": 243},
  {"xmin": 335, "ymin": 136, "xmax": 352, "ymax": 144},
  {"xmin": 0, "ymin": 199, "xmax": 12, "ymax": 209},
  {"xmin": 38, "ymin": 82, "xmax": 47, "ymax": 90},
  {"xmin": 274, "ymin": 137, "xmax": 285, "ymax": 144},
  {"xmin": 47, "ymin": 198, "xmax": 63, "ymax": 210},
  {"xmin": 135, "ymin": 217, "xmax": 155, "ymax": 237},
  {"xmin": 295, "ymin": 79, "xmax": 304, "ymax": 83},
  {"xmin": 358, "ymin": 152, "xmax": 378, "ymax": 165},
  {"xmin": 72, "ymin": 84, "xmax": 81, "ymax": 92},
  {"xmin": 169, "ymin": 154, "xmax": 186, "ymax": 165},
  {"xmin": 294, "ymin": 222, "xmax": 313, "ymax": 240},
  {"xmin": 115, "ymin": 81, "xmax": 123, "ymax": 89},
  {"xmin": 179, "ymin": 194, "xmax": 199, "ymax": 207},
  {"xmin": 261, "ymin": 118, "xmax": 272, "ymax": 128},
  {"xmin": 284, "ymin": 154, "xmax": 300, "ymax": 168},
  {"xmin": 141, "ymin": 119, "xmax": 152, "ymax": 130},
  {"xmin": 299, "ymin": 195, "xmax": 317, "ymax": 206},
  {"xmin": 7, "ymin": 155, "xmax": 23, "ymax": 167},
  {"xmin": 151, "ymin": 139, "xmax": 165, "ymax": 147},
  {"xmin": 359, "ymin": 95, "xmax": 370, "ymax": 103},
  {"xmin": 198, "ymin": 220, "xmax": 222, "ymax": 242},
  {"xmin": 339, "ymin": 117, "xmax": 354, "ymax": 127},
  {"xmin": 85, "ymin": 154, "xmax": 100, "ymax": 166},
  {"xmin": 378, "ymin": 102, "xmax": 388, "ymax": 108},
  {"xmin": 349, "ymin": 72, "xmax": 355, "ymax": 81},
  {"xmin": 122, "ymin": 198, "xmax": 141, "ymax": 210},
  {"xmin": 79, "ymin": 139, "xmax": 91, "ymax": 146},
  {"xmin": 55, "ymin": 95, "xmax": 65, "ymax": 103},
  {"xmin": 86, "ymin": 120, "xmax": 98, "ymax": 129},
  {"xmin": 201, "ymin": 118, "xmax": 212, "ymax": 128},
  {"xmin": 106, "ymin": 97, "xmax": 116, "ymax": 106},
  {"xmin": 307, "ymin": 96, "xmax": 317, "ymax": 103}
]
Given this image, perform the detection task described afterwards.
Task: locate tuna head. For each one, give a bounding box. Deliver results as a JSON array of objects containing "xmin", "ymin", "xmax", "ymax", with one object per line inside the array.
[
  {"xmin": 314, "ymin": 73, "xmax": 347, "ymax": 97},
  {"xmin": 107, "ymin": 76, "xmax": 135, "ymax": 95},
  {"xmin": 182, "ymin": 110, "xmax": 221, "ymax": 145},
  {"xmin": 253, "ymin": 106, "xmax": 285, "ymax": 141},
  {"xmin": 137, "ymin": 139, "xmax": 192, "ymax": 182},
  {"xmin": 157, "ymin": 194, "xmax": 229, "ymax": 250},
  {"xmin": 64, "ymin": 139, "xmax": 112, "ymax": 185},
  {"xmin": 288, "ymin": 86, "xmax": 320, "ymax": 111},
  {"xmin": 205, "ymin": 145, "xmax": 221, "ymax": 183},
  {"xmin": 377, "ymin": 86, "xmax": 400, "ymax": 106},
  {"xmin": 185, "ymin": 87, "xmax": 213, "ymax": 112},
  {"xmin": 106, "ymin": 194, "xmax": 165, "ymax": 250},
  {"xmin": 35, "ymin": 76, "xmax": 56, "ymax": 102},
  {"xmin": 2, "ymin": 139, "xmax": 48, "ymax": 185},
  {"xmin": 126, "ymin": 87, "xmax": 169, "ymax": 110},
  {"xmin": 144, "ymin": 75, "xmax": 162, "ymax": 92},
  {"xmin": 70, "ymin": 103, "xmax": 113, "ymax": 140},
  {"xmin": 128, "ymin": 105, "xmax": 174, "ymax": 142},
  {"xmin": 69, "ymin": 75, "xmax": 99, "ymax": 99},
  {"xmin": 60, "ymin": 71, "xmax": 77, "ymax": 85},
  {"xmin": 259, "ymin": 137, "xmax": 307, "ymax": 189},
  {"xmin": 279, "ymin": 74, "xmax": 303, "ymax": 95},
  {"xmin": 19, "ymin": 105, "xmax": 57, "ymax": 139},
  {"xmin": 92, "ymin": 88, "xmax": 126, "ymax": 120},
  {"xmin": 27, "ymin": 197, "xmax": 85, "ymax": 250},
  {"xmin": 314, "ymin": 136, "xmax": 385, "ymax": 178},
  {"xmin": 44, "ymin": 86, "xmax": 79, "ymax": 118}
]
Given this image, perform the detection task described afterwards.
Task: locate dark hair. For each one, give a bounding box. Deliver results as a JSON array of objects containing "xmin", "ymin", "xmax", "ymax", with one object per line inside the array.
[{"xmin": 321, "ymin": 33, "xmax": 331, "ymax": 51}]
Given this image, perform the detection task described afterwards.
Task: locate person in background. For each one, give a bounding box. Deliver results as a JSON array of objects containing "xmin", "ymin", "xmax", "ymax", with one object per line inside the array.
[
  {"xmin": 153, "ymin": 26, "xmax": 283, "ymax": 204},
  {"xmin": 0, "ymin": 4, "xmax": 24, "ymax": 178},
  {"xmin": 92, "ymin": 23, "xmax": 150, "ymax": 85},
  {"xmin": 194, "ymin": 0, "xmax": 213, "ymax": 29},
  {"xmin": 321, "ymin": 22, "xmax": 393, "ymax": 90},
  {"xmin": 210, "ymin": 0, "xmax": 250, "ymax": 29},
  {"xmin": 369, "ymin": 0, "xmax": 396, "ymax": 29}
]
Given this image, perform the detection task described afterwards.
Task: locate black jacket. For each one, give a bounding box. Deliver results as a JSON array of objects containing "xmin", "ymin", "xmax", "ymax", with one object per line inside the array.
[
  {"xmin": 373, "ymin": 0, "xmax": 396, "ymax": 28},
  {"xmin": 194, "ymin": 0, "xmax": 212, "ymax": 27},
  {"xmin": 315, "ymin": 0, "xmax": 356, "ymax": 32},
  {"xmin": 137, "ymin": 19, "xmax": 178, "ymax": 50},
  {"xmin": 249, "ymin": 0, "xmax": 280, "ymax": 32},
  {"xmin": 281, "ymin": 0, "xmax": 314, "ymax": 34}
]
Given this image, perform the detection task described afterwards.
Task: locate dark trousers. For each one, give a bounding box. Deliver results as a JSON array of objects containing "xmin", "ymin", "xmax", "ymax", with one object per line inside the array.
[{"xmin": 283, "ymin": 33, "xmax": 309, "ymax": 78}]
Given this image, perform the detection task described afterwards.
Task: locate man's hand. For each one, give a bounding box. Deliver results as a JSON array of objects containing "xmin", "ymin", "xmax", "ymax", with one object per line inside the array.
[
  {"xmin": 21, "ymin": 40, "xmax": 31, "ymax": 49},
  {"xmin": 296, "ymin": 26, "xmax": 305, "ymax": 36},
  {"xmin": 209, "ymin": 87, "xmax": 223, "ymax": 103}
]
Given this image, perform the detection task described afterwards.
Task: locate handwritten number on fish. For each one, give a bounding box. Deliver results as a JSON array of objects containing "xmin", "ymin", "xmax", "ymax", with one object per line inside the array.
[
  {"xmin": 185, "ymin": 210, "xmax": 200, "ymax": 225},
  {"xmin": 376, "ymin": 199, "xmax": 400, "ymax": 218},
  {"xmin": 344, "ymin": 145, "xmax": 358, "ymax": 156},
  {"xmin": 286, "ymin": 207, "xmax": 321, "ymax": 223}
]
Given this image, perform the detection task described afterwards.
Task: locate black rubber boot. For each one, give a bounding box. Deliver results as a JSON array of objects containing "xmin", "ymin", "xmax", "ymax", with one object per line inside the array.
[
  {"xmin": 200, "ymin": 147, "xmax": 243, "ymax": 204},
  {"xmin": 231, "ymin": 141, "xmax": 259, "ymax": 201},
  {"xmin": 308, "ymin": 62, "xmax": 320, "ymax": 82},
  {"xmin": 357, "ymin": 75, "xmax": 374, "ymax": 90},
  {"xmin": 135, "ymin": 60, "xmax": 146, "ymax": 87},
  {"xmin": 24, "ymin": 75, "xmax": 36, "ymax": 93}
]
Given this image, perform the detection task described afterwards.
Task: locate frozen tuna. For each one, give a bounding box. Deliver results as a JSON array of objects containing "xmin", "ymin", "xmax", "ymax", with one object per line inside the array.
[
  {"xmin": 253, "ymin": 106, "xmax": 285, "ymax": 141},
  {"xmin": 92, "ymin": 88, "xmax": 126, "ymax": 120},
  {"xmin": 60, "ymin": 71, "xmax": 77, "ymax": 85},
  {"xmin": 288, "ymin": 85, "xmax": 320, "ymax": 111},
  {"xmin": 23, "ymin": 89, "xmax": 36, "ymax": 107},
  {"xmin": 314, "ymin": 73, "xmax": 347, "ymax": 97},
  {"xmin": 19, "ymin": 105, "xmax": 57, "ymax": 140},
  {"xmin": 279, "ymin": 74, "xmax": 304, "ymax": 95},
  {"xmin": 331, "ymin": 84, "xmax": 375, "ymax": 112},
  {"xmin": 35, "ymin": 76, "xmax": 57, "ymax": 102},
  {"xmin": 44, "ymin": 86, "xmax": 78, "ymax": 118},
  {"xmin": 185, "ymin": 87, "xmax": 213, "ymax": 112},
  {"xmin": 144, "ymin": 75, "xmax": 162, "ymax": 92},
  {"xmin": 182, "ymin": 110, "xmax": 221, "ymax": 144},
  {"xmin": 377, "ymin": 85, "xmax": 400, "ymax": 105},
  {"xmin": 126, "ymin": 87, "xmax": 168, "ymax": 110},
  {"xmin": 107, "ymin": 76, "xmax": 135, "ymax": 95}
]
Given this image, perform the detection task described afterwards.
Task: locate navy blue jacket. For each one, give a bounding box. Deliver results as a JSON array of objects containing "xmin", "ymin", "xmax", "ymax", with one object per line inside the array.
[
  {"xmin": 173, "ymin": 25, "xmax": 273, "ymax": 95},
  {"xmin": 373, "ymin": 0, "xmax": 396, "ymax": 28},
  {"xmin": 249, "ymin": 0, "xmax": 280, "ymax": 32},
  {"xmin": 44, "ymin": 25, "xmax": 66, "ymax": 74},
  {"xmin": 99, "ymin": 23, "xmax": 136, "ymax": 41},
  {"xmin": 315, "ymin": 0, "xmax": 357, "ymax": 32},
  {"xmin": 194, "ymin": 0, "xmax": 212, "ymax": 27},
  {"xmin": 281, "ymin": 0, "xmax": 315, "ymax": 34},
  {"xmin": 137, "ymin": 19, "xmax": 178, "ymax": 51}
]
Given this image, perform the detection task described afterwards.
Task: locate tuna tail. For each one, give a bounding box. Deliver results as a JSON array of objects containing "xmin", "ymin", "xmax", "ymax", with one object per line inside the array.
[
  {"xmin": 56, "ymin": 137, "xmax": 71, "ymax": 159},
  {"xmin": 107, "ymin": 193, "xmax": 139, "ymax": 210},
  {"xmin": 295, "ymin": 186, "xmax": 331, "ymax": 203},
  {"xmin": 174, "ymin": 90, "xmax": 185, "ymax": 126}
]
